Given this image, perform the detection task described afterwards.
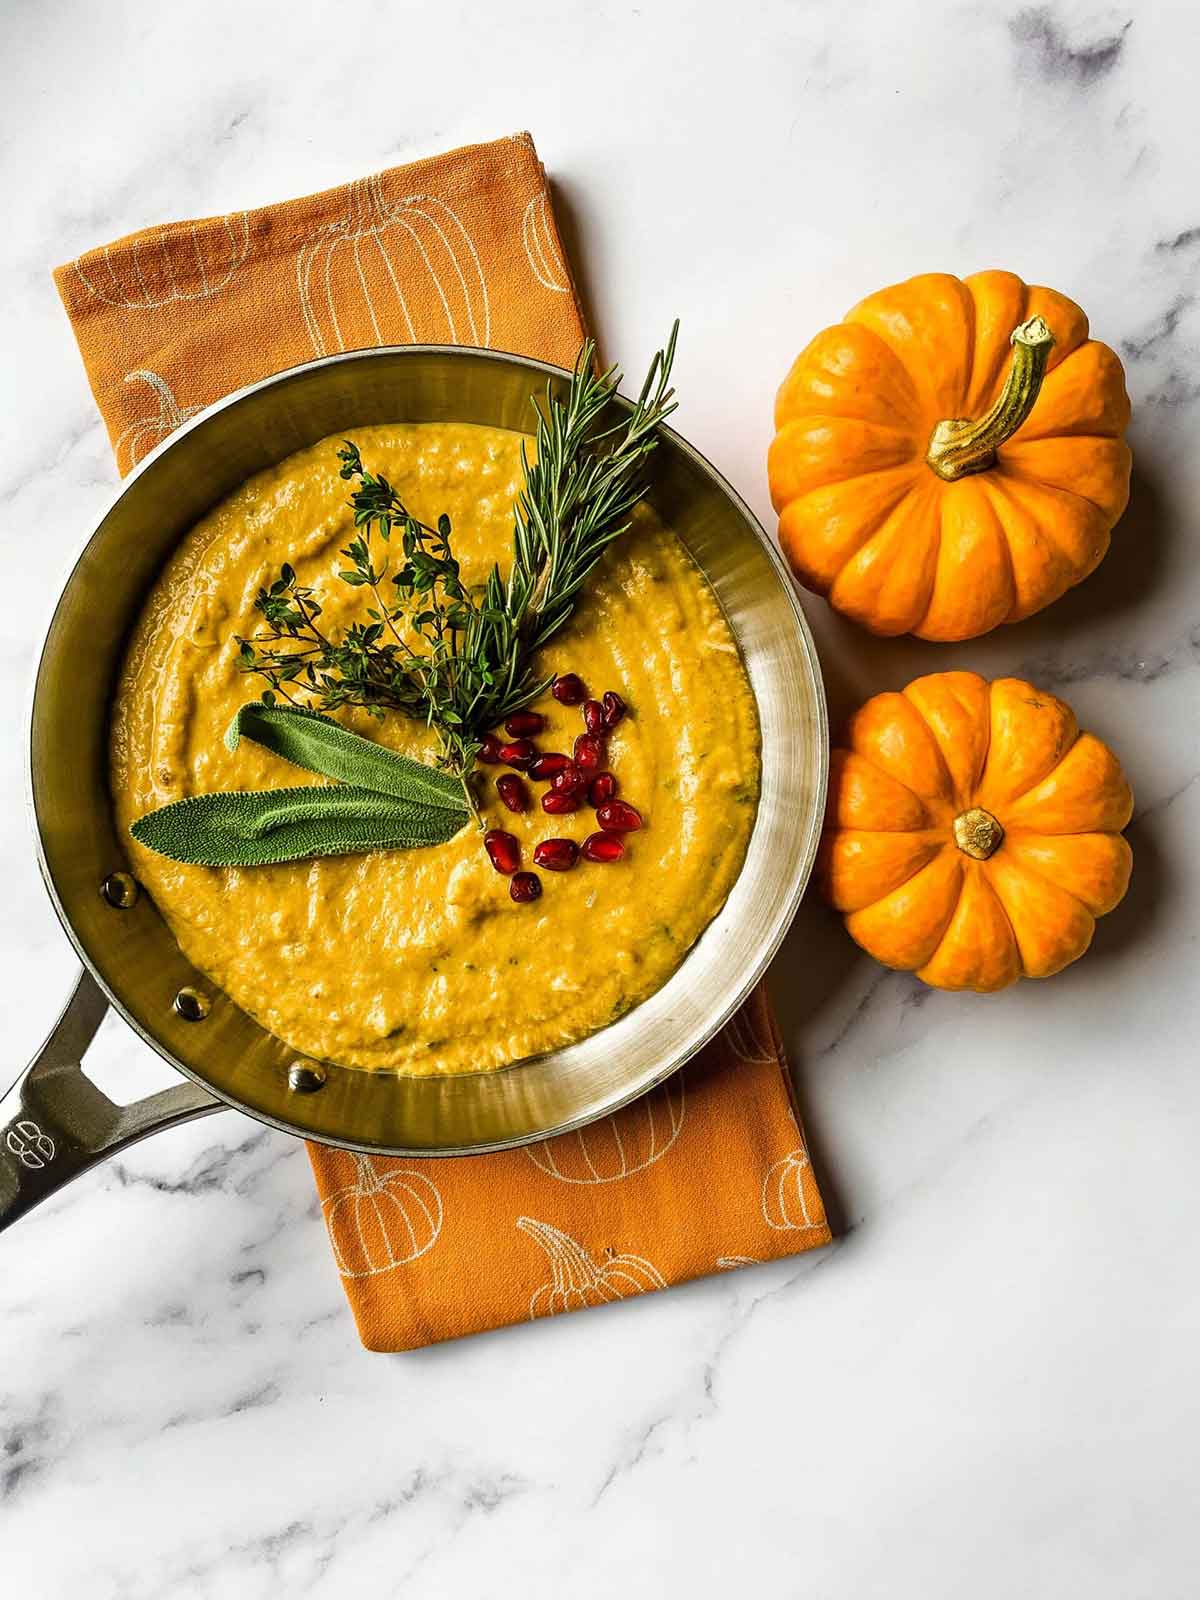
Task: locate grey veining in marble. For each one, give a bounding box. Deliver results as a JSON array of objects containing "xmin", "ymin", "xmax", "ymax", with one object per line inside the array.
[{"xmin": 2, "ymin": 0, "xmax": 1198, "ymax": 1595}]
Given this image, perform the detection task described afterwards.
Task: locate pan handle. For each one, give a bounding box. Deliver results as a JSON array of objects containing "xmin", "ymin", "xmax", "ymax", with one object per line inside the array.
[{"xmin": 0, "ymin": 968, "xmax": 223, "ymax": 1234}]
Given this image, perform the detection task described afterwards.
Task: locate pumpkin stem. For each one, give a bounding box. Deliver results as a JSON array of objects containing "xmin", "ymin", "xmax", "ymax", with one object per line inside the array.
[
  {"xmin": 517, "ymin": 1216, "xmax": 596, "ymax": 1292},
  {"xmin": 953, "ymin": 806, "xmax": 1005, "ymax": 860},
  {"xmin": 353, "ymin": 1153, "xmax": 383, "ymax": 1194},
  {"xmin": 926, "ymin": 316, "xmax": 1056, "ymax": 482}
]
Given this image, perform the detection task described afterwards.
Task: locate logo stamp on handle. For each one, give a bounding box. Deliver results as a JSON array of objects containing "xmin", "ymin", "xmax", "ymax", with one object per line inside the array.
[{"xmin": 6, "ymin": 1120, "xmax": 55, "ymax": 1170}]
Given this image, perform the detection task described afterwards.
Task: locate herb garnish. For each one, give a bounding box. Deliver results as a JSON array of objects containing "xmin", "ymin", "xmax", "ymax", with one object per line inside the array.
[
  {"xmin": 236, "ymin": 325, "xmax": 678, "ymax": 820},
  {"xmin": 224, "ymin": 700, "xmax": 466, "ymax": 810},
  {"xmin": 131, "ymin": 781, "xmax": 468, "ymax": 868},
  {"xmin": 131, "ymin": 702, "xmax": 470, "ymax": 867}
]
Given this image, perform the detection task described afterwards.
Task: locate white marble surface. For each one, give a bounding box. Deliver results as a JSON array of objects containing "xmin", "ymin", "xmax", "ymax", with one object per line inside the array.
[{"xmin": 2, "ymin": 0, "xmax": 1198, "ymax": 1593}]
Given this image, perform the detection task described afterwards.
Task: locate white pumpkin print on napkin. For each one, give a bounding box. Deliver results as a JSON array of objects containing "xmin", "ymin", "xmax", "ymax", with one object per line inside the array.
[
  {"xmin": 296, "ymin": 174, "xmax": 491, "ymax": 357},
  {"xmin": 517, "ymin": 1218, "xmax": 666, "ymax": 1319},
  {"xmin": 762, "ymin": 1149, "xmax": 822, "ymax": 1233},
  {"xmin": 524, "ymin": 1077, "xmax": 685, "ymax": 1184},
  {"xmin": 521, "ymin": 191, "xmax": 569, "ymax": 293},
  {"xmin": 722, "ymin": 1005, "xmax": 778, "ymax": 1066},
  {"xmin": 114, "ymin": 370, "xmax": 204, "ymax": 471},
  {"xmin": 322, "ymin": 1154, "xmax": 444, "ymax": 1278},
  {"xmin": 70, "ymin": 214, "xmax": 251, "ymax": 309}
]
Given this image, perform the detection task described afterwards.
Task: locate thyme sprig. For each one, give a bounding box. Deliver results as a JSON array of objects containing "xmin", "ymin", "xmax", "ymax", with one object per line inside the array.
[{"xmin": 236, "ymin": 325, "xmax": 678, "ymax": 821}]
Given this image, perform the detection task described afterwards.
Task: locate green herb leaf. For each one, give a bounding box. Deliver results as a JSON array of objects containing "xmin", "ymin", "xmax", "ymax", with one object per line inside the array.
[
  {"xmin": 225, "ymin": 701, "xmax": 465, "ymax": 811},
  {"xmin": 131, "ymin": 784, "xmax": 468, "ymax": 867}
]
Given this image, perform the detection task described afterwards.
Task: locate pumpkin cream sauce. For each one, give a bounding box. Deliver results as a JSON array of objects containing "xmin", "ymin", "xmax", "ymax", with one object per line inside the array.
[{"xmin": 111, "ymin": 424, "xmax": 760, "ymax": 1075}]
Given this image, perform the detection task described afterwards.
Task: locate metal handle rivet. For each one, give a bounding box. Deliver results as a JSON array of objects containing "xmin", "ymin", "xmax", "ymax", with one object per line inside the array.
[
  {"xmin": 100, "ymin": 871, "xmax": 140, "ymax": 909},
  {"xmin": 287, "ymin": 1060, "xmax": 327, "ymax": 1093},
  {"xmin": 173, "ymin": 987, "xmax": 211, "ymax": 1022}
]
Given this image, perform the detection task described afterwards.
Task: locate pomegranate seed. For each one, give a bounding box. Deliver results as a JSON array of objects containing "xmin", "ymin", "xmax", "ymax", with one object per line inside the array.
[
  {"xmin": 534, "ymin": 838, "xmax": 579, "ymax": 872},
  {"xmin": 505, "ymin": 710, "xmax": 545, "ymax": 738},
  {"xmin": 542, "ymin": 790, "xmax": 580, "ymax": 815},
  {"xmin": 582, "ymin": 832, "xmax": 625, "ymax": 863},
  {"xmin": 496, "ymin": 774, "xmax": 528, "ymax": 813},
  {"xmin": 574, "ymin": 733, "xmax": 604, "ymax": 771},
  {"xmin": 583, "ymin": 699, "xmax": 606, "ymax": 735},
  {"xmin": 551, "ymin": 762, "xmax": 584, "ymax": 795},
  {"xmin": 553, "ymin": 673, "xmax": 586, "ymax": 706},
  {"xmin": 596, "ymin": 800, "xmax": 642, "ymax": 833},
  {"xmin": 510, "ymin": 871, "xmax": 541, "ymax": 903},
  {"xmin": 484, "ymin": 829, "xmax": 520, "ymax": 875},
  {"xmin": 499, "ymin": 739, "xmax": 535, "ymax": 770},
  {"xmin": 529, "ymin": 751, "xmax": 572, "ymax": 781},
  {"xmin": 478, "ymin": 733, "xmax": 504, "ymax": 765},
  {"xmin": 602, "ymin": 691, "xmax": 627, "ymax": 730},
  {"xmin": 588, "ymin": 771, "xmax": 617, "ymax": 807}
]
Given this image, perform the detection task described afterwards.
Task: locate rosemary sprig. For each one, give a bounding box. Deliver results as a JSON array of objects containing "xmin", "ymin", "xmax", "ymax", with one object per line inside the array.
[{"xmin": 236, "ymin": 325, "xmax": 678, "ymax": 819}]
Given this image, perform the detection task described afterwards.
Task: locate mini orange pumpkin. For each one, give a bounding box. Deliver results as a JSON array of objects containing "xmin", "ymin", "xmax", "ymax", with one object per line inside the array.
[
  {"xmin": 769, "ymin": 271, "xmax": 1132, "ymax": 639},
  {"xmin": 819, "ymin": 672, "xmax": 1133, "ymax": 991}
]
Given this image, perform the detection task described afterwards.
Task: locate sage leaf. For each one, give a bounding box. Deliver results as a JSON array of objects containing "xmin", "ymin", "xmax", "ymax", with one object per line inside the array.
[
  {"xmin": 131, "ymin": 784, "xmax": 468, "ymax": 868},
  {"xmin": 225, "ymin": 701, "xmax": 464, "ymax": 811}
]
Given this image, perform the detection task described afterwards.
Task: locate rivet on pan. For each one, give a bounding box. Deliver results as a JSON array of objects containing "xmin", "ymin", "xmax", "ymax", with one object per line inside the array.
[
  {"xmin": 173, "ymin": 987, "xmax": 211, "ymax": 1022},
  {"xmin": 288, "ymin": 1060, "xmax": 327, "ymax": 1094},
  {"xmin": 100, "ymin": 871, "xmax": 140, "ymax": 909}
]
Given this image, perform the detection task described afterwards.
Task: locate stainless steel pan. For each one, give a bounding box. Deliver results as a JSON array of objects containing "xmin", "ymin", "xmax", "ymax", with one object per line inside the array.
[{"xmin": 1, "ymin": 347, "xmax": 827, "ymax": 1231}]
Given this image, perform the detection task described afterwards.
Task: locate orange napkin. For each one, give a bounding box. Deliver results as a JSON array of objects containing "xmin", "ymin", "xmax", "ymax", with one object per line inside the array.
[{"xmin": 55, "ymin": 133, "xmax": 830, "ymax": 1350}]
